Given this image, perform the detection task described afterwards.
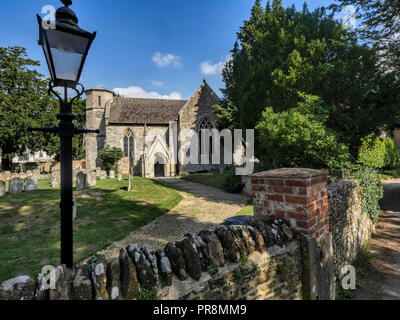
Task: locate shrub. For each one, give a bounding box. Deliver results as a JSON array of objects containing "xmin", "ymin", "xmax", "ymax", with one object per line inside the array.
[
  {"xmin": 256, "ymin": 108, "xmax": 352, "ymax": 170},
  {"xmin": 179, "ymin": 171, "xmax": 190, "ymax": 178},
  {"xmin": 383, "ymin": 138, "xmax": 400, "ymax": 170},
  {"xmin": 357, "ymin": 136, "xmax": 386, "ymax": 169},
  {"xmin": 350, "ymin": 167, "xmax": 383, "ymax": 223},
  {"xmin": 222, "ymin": 166, "xmax": 244, "ymax": 193},
  {"xmin": 98, "ymin": 146, "xmax": 124, "ymax": 173}
]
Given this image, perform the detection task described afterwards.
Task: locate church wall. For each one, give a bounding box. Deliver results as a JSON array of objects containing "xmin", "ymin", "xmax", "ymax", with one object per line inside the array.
[
  {"xmin": 106, "ymin": 124, "xmax": 171, "ymax": 176},
  {"xmin": 85, "ymin": 89, "xmax": 114, "ymax": 170},
  {"xmin": 178, "ymin": 82, "xmax": 221, "ymax": 174}
]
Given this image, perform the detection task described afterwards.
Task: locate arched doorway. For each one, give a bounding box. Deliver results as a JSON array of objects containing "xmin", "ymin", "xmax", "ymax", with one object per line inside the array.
[{"xmin": 154, "ymin": 155, "xmax": 166, "ymax": 177}]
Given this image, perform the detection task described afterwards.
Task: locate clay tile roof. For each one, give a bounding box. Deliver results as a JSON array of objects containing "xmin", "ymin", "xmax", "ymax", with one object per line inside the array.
[{"xmin": 108, "ymin": 98, "xmax": 188, "ymax": 124}]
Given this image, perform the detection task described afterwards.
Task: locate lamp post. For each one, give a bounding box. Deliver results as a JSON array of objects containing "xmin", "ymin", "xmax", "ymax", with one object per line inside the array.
[{"xmin": 29, "ymin": 0, "xmax": 98, "ymax": 268}]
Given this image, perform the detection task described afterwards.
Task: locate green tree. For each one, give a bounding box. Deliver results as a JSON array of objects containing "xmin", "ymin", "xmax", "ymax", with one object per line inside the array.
[
  {"xmin": 0, "ymin": 46, "xmax": 57, "ymax": 169},
  {"xmin": 331, "ymin": 0, "xmax": 400, "ymax": 74},
  {"xmin": 215, "ymin": 0, "xmax": 400, "ymax": 160},
  {"xmin": 256, "ymin": 107, "xmax": 352, "ymax": 170},
  {"xmin": 98, "ymin": 146, "xmax": 123, "ymax": 173}
]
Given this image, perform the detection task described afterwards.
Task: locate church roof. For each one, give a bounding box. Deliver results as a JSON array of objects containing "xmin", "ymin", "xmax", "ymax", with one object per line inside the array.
[
  {"xmin": 107, "ymin": 79, "xmax": 220, "ymax": 125},
  {"xmin": 108, "ymin": 97, "xmax": 187, "ymax": 124}
]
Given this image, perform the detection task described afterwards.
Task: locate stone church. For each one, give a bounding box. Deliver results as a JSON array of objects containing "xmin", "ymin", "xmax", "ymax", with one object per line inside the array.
[{"xmin": 85, "ymin": 79, "xmax": 221, "ymax": 177}]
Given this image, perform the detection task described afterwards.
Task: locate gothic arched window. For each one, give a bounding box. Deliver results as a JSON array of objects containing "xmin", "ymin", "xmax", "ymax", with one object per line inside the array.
[
  {"xmin": 123, "ymin": 130, "xmax": 135, "ymax": 158},
  {"xmin": 197, "ymin": 117, "xmax": 215, "ymax": 162}
]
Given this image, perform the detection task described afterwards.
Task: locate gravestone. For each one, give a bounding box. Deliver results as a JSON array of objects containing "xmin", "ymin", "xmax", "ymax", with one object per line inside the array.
[
  {"xmin": 0, "ymin": 180, "xmax": 6, "ymax": 197},
  {"xmin": 26, "ymin": 170, "xmax": 33, "ymax": 178},
  {"xmin": 96, "ymin": 167, "xmax": 102, "ymax": 177},
  {"xmin": 118, "ymin": 170, "xmax": 122, "ymax": 181},
  {"xmin": 24, "ymin": 178, "xmax": 38, "ymax": 192},
  {"xmin": 100, "ymin": 171, "xmax": 107, "ymax": 180},
  {"xmin": 86, "ymin": 171, "xmax": 97, "ymax": 188},
  {"xmin": 51, "ymin": 172, "xmax": 60, "ymax": 188},
  {"xmin": 76, "ymin": 172, "xmax": 86, "ymax": 191},
  {"xmin": 109, "ymin": 170, "xmax": 115, "ymax": 179},
  {"xmin": 9, "ymin": 178, "xmax": 24, "ymax": 194}
]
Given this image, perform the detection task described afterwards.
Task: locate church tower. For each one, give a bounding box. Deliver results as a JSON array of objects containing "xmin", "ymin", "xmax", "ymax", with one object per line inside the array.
[{"xmin": 85, "ymin": 88, "xmax": 114, "ymax": 170}]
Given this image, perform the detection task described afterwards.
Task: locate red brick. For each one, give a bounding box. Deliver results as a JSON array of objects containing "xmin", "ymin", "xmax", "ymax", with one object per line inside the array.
[
  {"xmin": 312, "ymin": 208, "xmax": 320, "ymax": 217},
  {"xmin": 287, "ymin": 211, "xmax": 309, "ymax": 220},
  {"xmin": 267, "ymin": 194, "xmax": 284, "ymax": 201},
  {"xmin": 265, "ymin": 179, "xmax": 284, "ymax": 186},
  {"xmin": 252, "ymin": 185, "xmax": 265, "ymax": 192},
  {"xmin": 251, "ymin": 178, "xmax": 259, "ymax": 185},
  {"xmin": 285, "ymin": 180, "xmax": 310, "ymax": 187},
  {"xmin": 312, "ymin": 193, "xmax": 320, "ymax": 201},
  {"xmin": 272, "ymin": 186, "xmax": 293, "ymax": 194},
  {"xmin": 285, "ymin": 195, "xmax": 310, "ymax": 204},
  {"xmin": 320, "ymin": 190, "xmax": 327, "ymax": 198},
  {"xmin": 274, "ymin": 210, "xmax": 286, "ymax": 218}
]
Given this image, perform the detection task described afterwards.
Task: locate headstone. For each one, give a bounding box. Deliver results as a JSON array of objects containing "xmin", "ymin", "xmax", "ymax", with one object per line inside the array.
[
  {"xmin": 76, "ymin": 172, "xmax": 86, "ymax": 191},
  {"xmin": 26, "ymin": 170, "xmax": 33, "ymax": 178},
  {"xmin": 51, "ymin": 172, "xmax": 60, "ymax": 188},
  {"xmin": 24, "ymin": 178, "xmax": 37, "ymax": 192},
  {"xmin": 100, "ymin": 171, "xmax": 106, "ymax": 180},
  {"xmin": 0, "ymin": 180, "xmax": 6, "ymax": 197},
  {"xmin": 118, "ymin": 170, "xmax": 122, "ymax": 181},
  {"xmin": 96, "ymin": 167, "xmax": 102, "ymax": 177},
  {"xmin": 85, "ymin": 171, "xmax": 97, "ymax": 188},
  {"xmin": 9, "ymin": 178, "xmax": 24, "ymax": 194},
  {"xmin": 109, "ymin": 170, "xmax": 115, "ymax": 179}
]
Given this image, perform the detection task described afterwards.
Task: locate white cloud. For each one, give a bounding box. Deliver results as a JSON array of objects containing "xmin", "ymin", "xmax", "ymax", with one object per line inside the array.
[
  {"xmin": 200, "ymin": 56, "xmax": 231, "ymax": 75},
  {"xmin": 113, "ymin": 86, "xmax": 182, "ymax": 100},
  {"xmin": 152, "ymin": 52, "xmax": 183, "ymax": 68},
  {"xmin": 151, "ymin": 80, "xmax": 164, "ymax": 87}
]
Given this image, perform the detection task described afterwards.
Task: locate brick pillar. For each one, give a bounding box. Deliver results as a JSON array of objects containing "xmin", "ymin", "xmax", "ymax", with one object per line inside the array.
[{"xmin": 251, "ymin": 168, "xmax": 329, "ymax": 240}]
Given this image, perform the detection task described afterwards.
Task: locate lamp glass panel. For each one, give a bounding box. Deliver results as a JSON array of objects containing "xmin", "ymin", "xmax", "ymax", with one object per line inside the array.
[{"xmin": 45, "ymin": 29, "xmax": 89, "ymax": 82}]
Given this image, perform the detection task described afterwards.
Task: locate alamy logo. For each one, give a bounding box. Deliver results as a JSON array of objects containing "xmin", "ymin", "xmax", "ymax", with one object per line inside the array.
[
  {"xmin": 145, "ymin": 121, "xmax": 255, "ymax": 175},
  {"xmin": 41, "ymin": 5, "xmax": 56, "ymax": 30},
  {"xmin": 341, "ymin": 265, "xmax": 356, "ymax": 290}
]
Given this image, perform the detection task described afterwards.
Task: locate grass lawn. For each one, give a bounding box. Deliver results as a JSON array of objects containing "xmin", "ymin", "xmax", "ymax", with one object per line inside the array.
[
  {"xmin": 0, "ymin": 177, "xmax": 182, "ymax": 282},
  {"xmin": 236, "ymin": 205, "xmax": 254, "ymax": 216},
  {"xmin": 182, "ymin": 172, "xmax": 225, "ymax": 190}
]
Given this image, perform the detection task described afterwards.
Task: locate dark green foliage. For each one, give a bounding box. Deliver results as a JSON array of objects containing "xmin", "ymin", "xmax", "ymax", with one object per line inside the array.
[
  {"xmin": 215, "ymin": 1, "xmax": 400, "ymax": 165},
  {"xmin": 138, "ymin": 287, "xmax": 160, "ymax": 300},
  {"xmin": 256, "ymin": 107, "xmax": 352, "ymax": 170},
  {"xmin": 98, "ymin": 146, "xmax": 123, "ymax": 172},
  {"xmin": 349, "ymin": 167, "xmax": 383, "ymax": 223},
  {"xmin": 0, "ymin": 46, "xmax": 87, "ymax": 168},
  {"xmin": 222, "ymin": 166, "xmax": 244, "ymax": 193},
  {"xmin": 383, "ymin": 139, "xmax": 400, "ymax": 170}
]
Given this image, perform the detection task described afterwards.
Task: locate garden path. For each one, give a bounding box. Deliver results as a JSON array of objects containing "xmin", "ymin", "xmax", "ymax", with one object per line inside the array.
[
  {"xmin": 99, "ymin": 178, "xmax": 249, "ymax": 259},
  {"xmin": 354, "ymin": 180, "xmax": 400, "ymax": 300}
]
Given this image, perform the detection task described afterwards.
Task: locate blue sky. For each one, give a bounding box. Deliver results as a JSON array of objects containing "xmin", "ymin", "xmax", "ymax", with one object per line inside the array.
[{"xmin": 1, "ymin": 0, "xmax": 338, "ymax": 99}]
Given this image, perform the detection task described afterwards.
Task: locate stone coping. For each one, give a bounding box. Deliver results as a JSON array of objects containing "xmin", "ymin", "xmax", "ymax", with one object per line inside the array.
[{"xmin": 250, "ymin": 168, "xmax": 328, "ymax": 179}]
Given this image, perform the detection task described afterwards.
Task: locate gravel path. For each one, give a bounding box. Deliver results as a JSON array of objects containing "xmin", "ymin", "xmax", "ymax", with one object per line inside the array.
[
  {"xmin": 354, "ymin": 180, "xmax": 400, "ymax": 300},
  {"xmin": 99, "ymin": 178, "xmax": 249, "ymax": 259}
]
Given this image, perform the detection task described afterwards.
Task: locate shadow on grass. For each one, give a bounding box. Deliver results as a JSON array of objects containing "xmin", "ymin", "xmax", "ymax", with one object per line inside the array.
[{"xmin": 0, "ymin": 177, "xmax": 182, "ymax": 282}]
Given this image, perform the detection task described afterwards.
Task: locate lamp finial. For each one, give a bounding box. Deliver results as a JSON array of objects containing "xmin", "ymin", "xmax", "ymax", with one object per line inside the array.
[{"xmin": 61, "ymin": 0, "xmax": 72, "ymax": 7}]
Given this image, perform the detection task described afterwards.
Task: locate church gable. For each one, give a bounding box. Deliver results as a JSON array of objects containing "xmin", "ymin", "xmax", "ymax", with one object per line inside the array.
[{"xmin": 179, "ymin": 79, "xmax": 220, "ymax": 131}]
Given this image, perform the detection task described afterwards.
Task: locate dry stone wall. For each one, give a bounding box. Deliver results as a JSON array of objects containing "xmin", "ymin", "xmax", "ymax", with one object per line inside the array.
[
  {"xmin": 0, "ymin": 218, "xmax": 303, "ymax": 300},
  {"xmin": 327, "ymin": 181, "xmax": 375, "ymax": 278}
]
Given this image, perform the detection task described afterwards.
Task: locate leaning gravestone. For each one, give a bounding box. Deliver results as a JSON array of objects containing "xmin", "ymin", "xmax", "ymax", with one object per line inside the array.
[
  {"xmin": 100, "ymin": 171, "xmax": 107, "ymax": 180},
  {"xmin": 76, "ymin": 172, "xmax": 86, "ymax": 191},
  {"xmin": 51, "ymin": 172, "xmax": 60, "ymax": 188},
  {"xmin": 24, "ymin": 178, "xmax": 38, "ymax": 192},
  {"xmin": 9, "ymin": 178, "xmax": 24, "ymax": 194},
  {"xmin": 118, "ymin": 170, "xmax": 122, "ymax": 181},
  {"xmin": 109, "ymin": 170, "xmax": 115, "ymax": 179},
  {"xmin": 0, "ymin": 180, "xmax": 6, "ymax": 197}
]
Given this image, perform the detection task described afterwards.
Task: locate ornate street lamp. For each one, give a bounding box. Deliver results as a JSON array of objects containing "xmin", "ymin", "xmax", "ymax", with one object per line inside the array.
[{"xmin": 29, "ymin": 0, "xmax": 98, "ymax": 268}]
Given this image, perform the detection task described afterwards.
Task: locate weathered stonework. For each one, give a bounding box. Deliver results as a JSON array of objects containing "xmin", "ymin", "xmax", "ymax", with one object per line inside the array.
[{"xmin": 328, "ymin": 181, "xmax": 375, "ymax": 279}]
